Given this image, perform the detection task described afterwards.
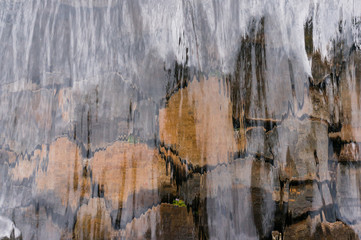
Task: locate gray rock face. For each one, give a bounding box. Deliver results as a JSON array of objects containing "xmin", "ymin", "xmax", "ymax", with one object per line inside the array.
[{"xmin": 0, "ymin": 0, "xmax": 361, "ymax": 239}]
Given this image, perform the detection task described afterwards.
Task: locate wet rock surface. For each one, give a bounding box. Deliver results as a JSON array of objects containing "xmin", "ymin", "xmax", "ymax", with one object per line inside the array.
[
  {"xmin": 73, "ymin": 198, "xmax": 112, "ymax": 240},
  {"xmin": 284, "ymin": 217, "xmax": 359, "ymax": 240},
  {"xmin": 0, "ymin": 0, "xmax": 361, "ymax": 239},
  {"xmin": 120, "ymin": 203, "xmax": 197, "ymax": 240}
]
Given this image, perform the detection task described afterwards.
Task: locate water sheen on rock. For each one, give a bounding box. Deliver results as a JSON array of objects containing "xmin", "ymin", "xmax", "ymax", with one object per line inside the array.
[{"xmin": 0, "ymin": 0, "xmax": 361, "ymax": 239}]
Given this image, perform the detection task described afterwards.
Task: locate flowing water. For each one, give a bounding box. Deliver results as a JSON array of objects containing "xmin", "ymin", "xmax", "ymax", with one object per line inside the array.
[{"xmin": 0, "ymin": 0, "xmax": 361, "ymax": 239}]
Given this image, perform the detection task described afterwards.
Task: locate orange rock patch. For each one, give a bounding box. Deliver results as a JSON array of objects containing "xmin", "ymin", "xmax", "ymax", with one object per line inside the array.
[
  {"xmin": 91, "ymin": 142, "xmax": 169, "ymax": 209},
  {"xmin": 159, "ymin": 76, "xmax": 243, "ymax": 167},
  {"xmin": 36, "ymin": 137, "xmax": 90, "ymax": 210},
  {"xmin": 74, "ymin": 198, "xmax": 112, "ymax": 240}
]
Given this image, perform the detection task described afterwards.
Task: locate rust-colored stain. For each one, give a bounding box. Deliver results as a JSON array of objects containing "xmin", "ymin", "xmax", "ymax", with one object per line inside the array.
[
  {"xmin": 91, "ymin": 142, "xmax": 168, "ymax": 209},
  {"xmin": 74, "ymin": 198, "xmax": 112, "ymax": 240},
  {"xmin": 159, "ymin": 76, "xmax": 245, "ymax": 167},
  {"xmin": 36, "ymin": 137, "xmax": 90, "ymax": 210}
]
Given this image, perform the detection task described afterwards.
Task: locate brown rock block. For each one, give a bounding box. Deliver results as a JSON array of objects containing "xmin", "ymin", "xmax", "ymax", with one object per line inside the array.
[
  {"xmin": 339, "ymin": 143, "xmax": 361, "ymax": 162},
  {"xmin": 288, "ymin": 182, "xmax": 322, "ymax": 219},
  {"xmin": 158, "ymin": 146, "xmax": 188, "ymax": 185},
  {"xmin": 309, "ymin": 87, "xmax": 331, "ymax": 123},
  {"xmin": 329, "ymin": 125, "xmax": 361, "ymax": 143},
  {"xmin": 284, "ymin": 218, "xmax": 358, "ymax": 240},
  {"xmin": 36, "ymin": 137, "xmax": 90, "ymax": 210},
  {"xmin": 338, "ymin": 51, "xmax": 361, "ymax": 133},
  {"xmin": 121, "ymin": 203, "xmax": 197, "ymax": 240},
  {"xmin": 159, "ymin": 76, "xmax": 241, "ymax": 168},
  {"xmin": 157, "ymin": 204, "xmax": 197, "ymax": 240},
  {"xmin": 91, "ymin": 142, "xmax": 169, "ymax": 209},
  {"xmin": 341, "ymin": 125, "xmax": 361, "ymax": 143},
  {"xmin": 73, "ymin": 198, "xmax": 112, "ymax": 240},
  {"xmin": 311, "ymin": 52, "xmax": 330, "ymax": 85}
]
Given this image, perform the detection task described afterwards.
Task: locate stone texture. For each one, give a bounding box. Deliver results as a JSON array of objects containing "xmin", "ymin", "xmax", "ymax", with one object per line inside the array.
[
  {"xmin": 200, "ymin": 157, "xmax": 274, "ymax": 239},
  {"xmin": 74, "ymin": 198, "xmax": 112, "ymax": 240},
  {"xmin": 0, "ymin": 216, "xmax": 21, "ymax": 240},
  {"xmin": 268, "ymin": 118, "xmax": 329, "ymax": 182},
  {"xmin": 1, "ymin": 2, "xmax": 361, "ymax": 239},
  {"xmin": 339, "ymin": 52, "xmax": 361, "ymax": 133},
  {"xmin": 336, "ymin": 164, "xmax": 361, "ymax": 225},
  {"xmin": 1, "ymin": 138, "xmax": 174, "ymax": 238},
  {"xmin": 90, "ymin": 141, "xmax": 170, "ymax": 211},
  {"xmin": 339, "ymin": 143, "xmax": 361, "ymax": 162},
  {"xmin": 120, "ymin": 203, "xmax": 197, "ymax": 240},
  {"xmin": 35, "ymin": 137, "xmax": 90, "ymax": 211},
  {"xmin": 9, "ymin": 205, "xmax": 68, "ymax": 240},
  {"xmin": 159, "ymin": 76, "xmax": 242, "ymax": 168},
  {"xmin": 288, "ymin": 182, "xmax": 322, "ymax": 219},
  {"xmin": 284, "ymin": 218, "xmax": 358, "ymax": 240}
]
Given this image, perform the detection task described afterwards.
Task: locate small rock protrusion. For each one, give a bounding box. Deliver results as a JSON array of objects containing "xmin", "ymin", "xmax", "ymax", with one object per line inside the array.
[{"xmin": 272, "ymin": 230, "xmax": 282, "ymax": 240}]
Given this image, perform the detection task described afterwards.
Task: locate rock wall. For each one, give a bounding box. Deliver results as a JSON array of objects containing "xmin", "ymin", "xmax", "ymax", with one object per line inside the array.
[{"xmin": 0, "ymin": 0, "xmax": 361, "ymax": 239}]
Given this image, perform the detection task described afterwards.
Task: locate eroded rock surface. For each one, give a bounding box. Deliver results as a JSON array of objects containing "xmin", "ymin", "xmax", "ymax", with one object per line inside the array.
[
  {"xmin": 120, "ymin": 203, "xmax": 197, "ymax": 240},
  {"xmin": 0, "ymin": 1, "xmax": 361, "ymax": 239},
  {"xmin": 284, "ymin": 217, "xmax": 359, "ymax": 240},
  {"xmin": 159, "ymin": 76, "xmax": 242, "ymax": 168}
]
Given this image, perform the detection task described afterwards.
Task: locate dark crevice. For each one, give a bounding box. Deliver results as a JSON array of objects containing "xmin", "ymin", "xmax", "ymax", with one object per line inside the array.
[
  {"xmin": 245, "ymin": 118, "xmax": 279, "ymax": 133},
  {"xmin": 159, "ymin": 141, "xmax": 274, "ymax": 180}
]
